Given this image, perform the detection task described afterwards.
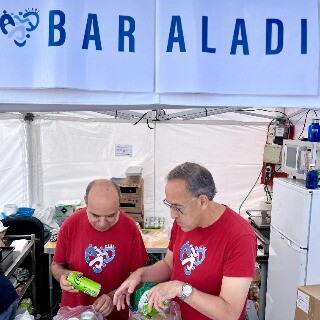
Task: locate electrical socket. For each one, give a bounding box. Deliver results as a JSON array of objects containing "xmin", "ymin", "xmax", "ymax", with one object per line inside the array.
[{"xmin": 265, "ymin": 165, "xmax": 272, "ymax": 181}]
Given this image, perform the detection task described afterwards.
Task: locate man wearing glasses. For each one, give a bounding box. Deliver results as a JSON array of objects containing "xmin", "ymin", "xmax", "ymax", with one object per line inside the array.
[
  {"xmin": 51, "ymin": 179, "xmax": 148, "ymax": 320},
  {"xmin": 113, "ymin": 162, "xmax": 257, "ymax": 320}
]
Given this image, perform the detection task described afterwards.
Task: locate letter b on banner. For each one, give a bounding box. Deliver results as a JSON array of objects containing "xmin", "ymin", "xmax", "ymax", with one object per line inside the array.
[{"xmin": 49, "ymin": 10, "xmax": 66, "ymax": 46}]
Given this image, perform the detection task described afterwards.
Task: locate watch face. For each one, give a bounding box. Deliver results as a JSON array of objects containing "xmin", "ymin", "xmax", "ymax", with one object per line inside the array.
[{"xmin": 183, "ymin": 284, "xmax": 193, "ymax": 296}]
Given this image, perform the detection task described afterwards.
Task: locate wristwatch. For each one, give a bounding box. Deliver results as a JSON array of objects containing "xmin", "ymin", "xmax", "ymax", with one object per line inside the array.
[{"xmin": 179, "ymin": 283, "xmax": 193, "ymax": 300}]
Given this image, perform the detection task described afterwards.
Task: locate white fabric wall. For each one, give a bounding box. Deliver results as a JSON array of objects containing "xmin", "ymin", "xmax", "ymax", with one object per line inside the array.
[
  {"xmin": 0, "ymin": 115, "xmax": 268, "ymax": 225},
  {"xmin": 0, "ymin": 119, "xmax": 29, "ymax": 208},
  {"xmin": 23, "ymin": 118, "xmax": 267, "ymax": 226},
  {"xmin": 32, "ymin": 119, "xmax": 155, "ymax": 217},
  {"xmin": 154, "ymin": 123, "xmax": 266, "ymax": 224}
]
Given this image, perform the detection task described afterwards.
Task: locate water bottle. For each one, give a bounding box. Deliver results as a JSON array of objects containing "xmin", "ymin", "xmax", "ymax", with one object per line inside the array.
[
  {"xmin": 306, "ymin": 165, "xmax": 318, "ymax": 189},
  {"xmin": 308, "ymin": 119, "xmax": 320, "ymax": 142}
]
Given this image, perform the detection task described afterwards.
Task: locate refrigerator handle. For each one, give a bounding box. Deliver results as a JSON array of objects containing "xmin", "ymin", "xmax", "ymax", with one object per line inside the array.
[
  {"xmin": 295, "ymin": 148, "xmax": 300, "ymax": 170},
  {"xmin": 272, "ymin": 225, "xmax": 307, "ymax": 252},
  {"xmin": 283, "ymin": 236, "xmax": 307, "ymax": 252}
]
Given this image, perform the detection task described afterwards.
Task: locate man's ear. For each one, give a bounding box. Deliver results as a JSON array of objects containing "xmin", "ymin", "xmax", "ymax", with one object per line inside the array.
[
  {"xmin": 84, "ymin": 195, "xmax": 87, "ymax": 205},
  {"xmin": 199, "ymin": 195, "xmax": 208, "ymax": 207}
]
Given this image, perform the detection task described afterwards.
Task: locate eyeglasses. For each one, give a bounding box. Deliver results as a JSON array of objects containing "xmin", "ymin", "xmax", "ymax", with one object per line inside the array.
[{"xmin": 163, "ymin": 196, "xmax": 198, "ymax": 214}]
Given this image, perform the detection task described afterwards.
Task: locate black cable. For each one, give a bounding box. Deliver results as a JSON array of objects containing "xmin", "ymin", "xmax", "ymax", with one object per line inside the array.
[
  {"xmin": 147, "ymin": 119, "xmax": 155, "ymax": 129},
  {"xmin": 298, "ymin": 110, "xmax": 310, "ymax": 140},
  {"xmin": 264, "ymin": 184, "xmax": 273, "ymax": 201},
  {"xmin": 275, "ymin": 166, "xmax": 282, "ymax": 172},
  {"xmin": 134, "ymin": 112, "xmax": 148, "ymax": 125},
  {"xmin": 239, "ymin": 108, "xmax": 287, "ymax": 117},
  {"xmin": 238, "ymin": 168, "xmax": 263, "ymax": 214}
]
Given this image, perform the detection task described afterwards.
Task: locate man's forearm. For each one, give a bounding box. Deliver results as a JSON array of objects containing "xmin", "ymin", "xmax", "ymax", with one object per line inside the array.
[
  {"xmin": 140, "ymin": 259, "xmax": 172, "ymax": 283},
  {"xmin": 51, "ymin": 262, "xmax": 69, "ymax": 282}
]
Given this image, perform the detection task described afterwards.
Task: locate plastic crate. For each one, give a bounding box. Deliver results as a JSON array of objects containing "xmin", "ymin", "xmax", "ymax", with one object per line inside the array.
[{"xmin": 1, "ymin": 207, "xmax": 35, "ymax": 219}]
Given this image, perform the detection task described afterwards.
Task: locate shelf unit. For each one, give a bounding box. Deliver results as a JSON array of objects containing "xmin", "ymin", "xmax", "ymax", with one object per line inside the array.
[{"xmin": 4, "ymin": 234, "xmax": 36, "ymax": 306}]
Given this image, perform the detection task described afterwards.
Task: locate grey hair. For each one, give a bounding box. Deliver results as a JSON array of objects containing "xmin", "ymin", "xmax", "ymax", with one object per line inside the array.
[
  {"xmin": 85, "ymin": 179, "xmax": 121, "ymax": 204},
  {"xmin": 166, "ymin": 162, "xmax": 217, "ymax": 200}
]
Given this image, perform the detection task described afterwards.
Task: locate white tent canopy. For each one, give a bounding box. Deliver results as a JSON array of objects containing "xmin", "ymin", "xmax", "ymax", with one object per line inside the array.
[{"xmin": 0, "ymin": 107, "xmax": 316, "ymax": 227}]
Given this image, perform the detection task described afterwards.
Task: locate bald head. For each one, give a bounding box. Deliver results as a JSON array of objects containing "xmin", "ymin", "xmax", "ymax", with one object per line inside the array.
[
  {"xmin": 85, "ymin": 179, "xmax": 121, "ymax": 205},
  {"xmin": 85, "ymin": 179, "xmax": 121, "ymax": 232}
]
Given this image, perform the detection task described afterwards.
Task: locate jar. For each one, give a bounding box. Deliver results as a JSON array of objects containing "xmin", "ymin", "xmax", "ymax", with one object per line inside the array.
[
  {"xmin": 306, "ymin": 165, "xmax": 318, "ymax": 189},
  {"xmin": 308, "ymin": 119, "xmax": 320, "ymax": 142}
]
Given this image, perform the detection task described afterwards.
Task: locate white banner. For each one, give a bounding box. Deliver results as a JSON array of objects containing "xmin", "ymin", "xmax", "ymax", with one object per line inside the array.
[
  {"xmin": 0, "ymin": 0, "xmax": 155, "ymax": 92},
  {"xmin": 0, "ymin": 0, "xmax": 318, "ymax": 95},
  {"xmin": 156, "ymin": 0, "xmax": 319, "ymax": 95}
]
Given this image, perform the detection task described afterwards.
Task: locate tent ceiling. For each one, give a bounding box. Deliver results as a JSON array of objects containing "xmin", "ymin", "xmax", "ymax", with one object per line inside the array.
[
  {"xmin": 1, "ymin": 87, "xmax": 320, "ymax": 114},
  {"xmin": 0, "ymin": 107, "xmax": 312, "ymax": 124}
]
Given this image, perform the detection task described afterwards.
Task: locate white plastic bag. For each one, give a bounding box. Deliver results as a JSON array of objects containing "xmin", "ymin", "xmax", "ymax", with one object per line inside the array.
[
  {"xmin": 53, "ymin": 305, "xmax": 104, "ymax": 320},
  {"xmin": 15, "ymin": 310, "xmax": 34, "ymax": 320},
  {"xmin": 32, "ymin": 205, "xmax": 59, "ymax": 230},
  {"xmin": 129, "ymin": 301, "xmax": 182, "ymax": 320}
]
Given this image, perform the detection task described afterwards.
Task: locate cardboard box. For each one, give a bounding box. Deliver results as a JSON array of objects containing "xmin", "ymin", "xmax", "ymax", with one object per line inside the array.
[
  {"xmin": 112, "ymin": 177, "xmax": 144, "ymax": 197},
  {"xmin": 295, "ymin": 285, "xmax": 320, "ymax": 320},
  {"xmin": 55, "ymin": 199, "xmax": 82, "ymax": 221},
  {"xmin": 120, "ymin": 200, "xmax": 143, "ymax": 213}
]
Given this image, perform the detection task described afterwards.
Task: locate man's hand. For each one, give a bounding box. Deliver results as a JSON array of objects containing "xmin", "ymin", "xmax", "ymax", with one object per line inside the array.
[
  {"xmin": 60, "ymin": 271, "xmax": 82, "ymax": 293},
  {"xmin": 93, "ymin": 294, "xmax": 114, "ymax": 317},
  {"xmin": 113, "ymin": 269, "xmax": 143, "ymax": 311},
  {"xmin": 146, "ymin": 280, "xmax": 182, "ymax": 313}
]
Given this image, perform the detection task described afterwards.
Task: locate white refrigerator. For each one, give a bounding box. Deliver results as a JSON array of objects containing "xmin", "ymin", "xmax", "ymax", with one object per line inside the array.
[{"xmin": 266, "ymin": 178, "xmax": 320, "ymax": 320}]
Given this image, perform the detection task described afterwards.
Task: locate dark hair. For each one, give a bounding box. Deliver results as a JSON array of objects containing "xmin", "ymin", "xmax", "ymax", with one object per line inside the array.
[
  {"xmin": 166, "ymin": 162, "xmax": 217, "ymax": 200},
  {"xmin": 85, "ymin": 179, "xmax": 121, "ymax": 204}
]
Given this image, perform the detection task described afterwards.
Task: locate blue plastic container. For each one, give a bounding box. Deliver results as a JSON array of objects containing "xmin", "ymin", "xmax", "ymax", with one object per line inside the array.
[
  {"xmin": 1, "ymin": 207, "xmax": 35, "ymax": 219},
  {"xmin": 308, "ymin": 119, "xmax": 320, "ymax": 142},
  {"xmin": 16, "ymin": 207, "xmax": 35, "ymax": 216},
  {"xmin": 306, "ymin": 169, "xmax": 318, "ymax": 189}
]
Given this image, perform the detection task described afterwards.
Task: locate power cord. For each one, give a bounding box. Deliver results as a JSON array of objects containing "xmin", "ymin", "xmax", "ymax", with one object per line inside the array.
[{"xmin": 238, "ymin": 168, "xmax": 263, "ymax": 215}]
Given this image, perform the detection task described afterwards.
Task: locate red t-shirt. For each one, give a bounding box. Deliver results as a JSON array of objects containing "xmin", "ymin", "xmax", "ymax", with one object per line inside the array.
[
  {"xmin": 53, "ymin": 208, "xmax": 149, "ymax": 320},
  {"xmin": 168, "ymin": 206, "xmax": 257, "ymax": 320}
]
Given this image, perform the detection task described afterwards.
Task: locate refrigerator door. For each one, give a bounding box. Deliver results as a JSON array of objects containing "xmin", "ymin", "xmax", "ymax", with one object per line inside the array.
[
  {"xmin": 271, "ymin": 179, "xmax": 312, "ymax": 247},
  {"xmin": 266, "ymin": 226, "xmax": 307, "ymax": 320},
  {"xmin": 306, "ymin": 190, "xmax": 320, "ymax": 284}
]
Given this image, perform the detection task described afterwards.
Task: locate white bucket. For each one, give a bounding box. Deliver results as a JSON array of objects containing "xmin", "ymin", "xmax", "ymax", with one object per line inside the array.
[{"xmin": 3, "ymin": 204, "xmax": 18, "ymax": 216}]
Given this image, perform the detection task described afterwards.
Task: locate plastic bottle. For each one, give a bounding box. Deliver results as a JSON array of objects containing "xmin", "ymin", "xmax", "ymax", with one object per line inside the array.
[
  {"xmin": 308, "ymin": 119, "xmax": 320, "ymax": 142},
  {"xmin": 306, "ymin": 165, "xmax": 318, "ymax": 189}
]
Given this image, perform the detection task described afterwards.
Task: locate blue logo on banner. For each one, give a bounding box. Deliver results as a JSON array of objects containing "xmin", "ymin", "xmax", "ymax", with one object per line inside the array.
[{"xmin": 0, "ymin": 9, "xmax": 40, "ymax": 47}]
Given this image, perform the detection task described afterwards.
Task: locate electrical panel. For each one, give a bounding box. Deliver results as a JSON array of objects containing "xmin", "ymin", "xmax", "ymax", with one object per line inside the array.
[
  {"xmin": 267, "ymin": 121, "xmax": 293, "ymax": 145},
  {"xmin": 263, "ymin": 144, "xmax": 282, "ymax": 164}
]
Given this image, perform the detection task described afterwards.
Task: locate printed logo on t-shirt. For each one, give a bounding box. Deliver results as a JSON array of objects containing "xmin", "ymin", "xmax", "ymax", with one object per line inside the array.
[
  {"xmin": 180, "ymin": 241, "xmax": 206, "ymax": 276},
  {"xmin": 85, "ymin": 243, "xmax": 116, "ymax": 273}
]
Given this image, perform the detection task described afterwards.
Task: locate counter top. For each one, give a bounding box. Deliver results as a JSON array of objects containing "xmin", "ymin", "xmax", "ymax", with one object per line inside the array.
[{"xmin": 44, "ymin": 228, "xmax": 170, "ymax": 254}]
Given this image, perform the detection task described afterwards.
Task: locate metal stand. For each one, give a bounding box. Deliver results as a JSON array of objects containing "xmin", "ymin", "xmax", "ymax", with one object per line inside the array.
[{"xmin": 4, "ymin": 234, "xmax": 37, "ymax": 310}]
